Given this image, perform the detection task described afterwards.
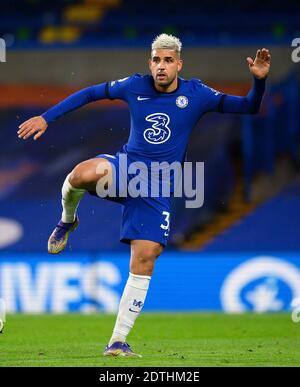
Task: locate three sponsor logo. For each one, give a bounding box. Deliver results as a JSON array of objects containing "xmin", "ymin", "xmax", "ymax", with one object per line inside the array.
[{"xmin": 143, "ymin": 113, "xmax": 171, "ymax": 144}]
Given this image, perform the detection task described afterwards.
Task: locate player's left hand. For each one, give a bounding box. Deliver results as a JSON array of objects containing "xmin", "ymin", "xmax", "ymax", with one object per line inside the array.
[{"xmin": 247, "ymin": 48, "xmax": 271, "ymax": 80}]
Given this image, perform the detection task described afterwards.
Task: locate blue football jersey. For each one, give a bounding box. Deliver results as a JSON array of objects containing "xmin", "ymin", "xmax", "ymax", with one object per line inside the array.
[
  {"xmin": 106, "ymin": 74, "xmax": 224, "ymax": 165},
  {"xmin": 42, "ymin": 73, "xmax": 264, "ymax": 165}
]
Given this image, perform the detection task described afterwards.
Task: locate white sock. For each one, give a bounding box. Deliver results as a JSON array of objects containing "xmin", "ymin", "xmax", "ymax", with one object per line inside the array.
[
  {"xmin": 109, "ymin": 272, "xmax": 151, "ymax": 345},
  {"xmin": 61, "ymin": 174, "xmax": 85, "ymax": 223}
]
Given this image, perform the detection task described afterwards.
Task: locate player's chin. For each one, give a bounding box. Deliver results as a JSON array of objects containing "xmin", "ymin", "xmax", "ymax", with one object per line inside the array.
[{"xmin": 155, "ymin": 77, "xmax": 170, "ymax": 86}]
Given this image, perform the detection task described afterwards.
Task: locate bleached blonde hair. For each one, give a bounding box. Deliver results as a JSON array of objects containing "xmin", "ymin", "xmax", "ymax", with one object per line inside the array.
[{"xmin": 151, "ymin": 33, "xmax": 182, "ymax": 56}]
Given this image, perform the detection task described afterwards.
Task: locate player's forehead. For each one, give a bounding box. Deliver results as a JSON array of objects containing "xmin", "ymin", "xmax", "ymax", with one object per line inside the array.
[{"xmin": 151, "ymin": 48, "xmax": 178, "ymax": 59}]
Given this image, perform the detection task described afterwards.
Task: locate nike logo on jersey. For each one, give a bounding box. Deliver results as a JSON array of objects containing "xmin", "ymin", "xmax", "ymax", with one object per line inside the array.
[{"xmin": 137, "ymin": 96, "xmax": 150, "ymax": 101}]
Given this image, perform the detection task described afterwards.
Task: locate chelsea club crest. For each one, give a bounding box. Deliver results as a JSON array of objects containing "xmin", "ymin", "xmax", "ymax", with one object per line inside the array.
[{"xmin": 176, "ymin": 95, "xmax": 189, "ymax": 108}]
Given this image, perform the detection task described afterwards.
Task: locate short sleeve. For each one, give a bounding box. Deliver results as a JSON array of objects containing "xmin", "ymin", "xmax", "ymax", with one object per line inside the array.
[{"xmin": 106, "ymin": 76, "xmax": 133, "ymax": 101}]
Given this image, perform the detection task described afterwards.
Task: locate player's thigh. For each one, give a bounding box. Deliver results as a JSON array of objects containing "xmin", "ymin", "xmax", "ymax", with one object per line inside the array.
[{"xmin": 70, "ymin": 157, "xmax": 113, "ymax": 190}]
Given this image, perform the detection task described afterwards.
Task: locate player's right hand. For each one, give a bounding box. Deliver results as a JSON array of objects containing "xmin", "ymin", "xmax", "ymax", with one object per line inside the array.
[{"xmin": 18, "ymin": 116, "xmax": 48, "ymax": 141}]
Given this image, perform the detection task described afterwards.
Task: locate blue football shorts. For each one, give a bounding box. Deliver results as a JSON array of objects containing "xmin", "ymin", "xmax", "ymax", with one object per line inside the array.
[{"xmin": 90, "ymin": 152, "xmax": 172, "ymax": 247}]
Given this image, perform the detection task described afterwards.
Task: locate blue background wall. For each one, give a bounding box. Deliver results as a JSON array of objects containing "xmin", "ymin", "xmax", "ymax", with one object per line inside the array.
[{"xmin": 1, "ymin": 252, "xmax": 300, "ymax": 313}]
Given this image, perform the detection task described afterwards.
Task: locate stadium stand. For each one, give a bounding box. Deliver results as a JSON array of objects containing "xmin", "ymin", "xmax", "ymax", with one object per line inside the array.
[
  {"xmin": 202, "ymin": 178, "xmax": 300, "ymax": 252},
  {"xmin": 0, "ymin": 0, "xmax": 299, "ymax": 48},
  {"xmin": 1, "ymin": 1, "xmax": 300, "ymax": 253}
]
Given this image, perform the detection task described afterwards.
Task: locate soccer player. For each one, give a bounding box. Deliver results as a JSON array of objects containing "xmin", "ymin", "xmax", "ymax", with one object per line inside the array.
[{"xmin": 17, "ymin": 34, "xmax": 271, "ymax": 357}]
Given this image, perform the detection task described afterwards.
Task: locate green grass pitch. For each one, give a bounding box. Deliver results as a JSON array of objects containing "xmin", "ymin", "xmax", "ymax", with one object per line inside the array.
[{"xmin": 0, "ymin": 313, "xmax": 299, "ymax": 367}]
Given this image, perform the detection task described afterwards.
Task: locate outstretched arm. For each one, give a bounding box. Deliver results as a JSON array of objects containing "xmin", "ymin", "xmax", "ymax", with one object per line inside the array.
[
  {"xmin": 221, "ymin": 76, "xmax": 266, "ymax": 114},
  {"xmin": 18, "ymin": 83, "xmax": 108, "ymax": 140},
  {"xmin": 220, "ymin": 48, "xmax": 271, "ymax": 114}
]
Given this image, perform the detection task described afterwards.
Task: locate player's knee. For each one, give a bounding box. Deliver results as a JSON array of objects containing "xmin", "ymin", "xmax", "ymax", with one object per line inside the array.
[
  {"xmin": 69, "ymin": 164, "xmax": 97, "ymax": 188},
  {"xmin": 143, "ymin": 244, "xmax": 162, "ymax": 260},
  {"xmin": 135, "ymin": 245, "xmax": 162, "ymax": 268},
  {"xmin": 150, "ymin": 244, "xmax": 164, "ymax": 259},
  {"xmin": 69, "ymin": 166, "xmax": 85, "ymax": 188}
]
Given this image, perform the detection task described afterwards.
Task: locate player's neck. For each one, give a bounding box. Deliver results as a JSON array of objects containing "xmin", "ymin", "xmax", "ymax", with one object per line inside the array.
[{"xmin": 154, "ymin": 77, "xmax": 178, "ymax": 93}]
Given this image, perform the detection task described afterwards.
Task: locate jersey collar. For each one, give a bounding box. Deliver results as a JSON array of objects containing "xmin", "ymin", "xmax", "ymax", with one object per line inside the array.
[{"xmin": 150, "ymin": 76, "xmax": 181, "ymax": 94}]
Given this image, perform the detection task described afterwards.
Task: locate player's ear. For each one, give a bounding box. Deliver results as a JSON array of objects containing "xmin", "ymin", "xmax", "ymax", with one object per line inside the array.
[
  {"xmin": 177, "ymin": 59, "xmax": 183, "ymax": 72},
  {"xmin": 148, "ymin": 58, "xmax": 152, "ymax": 70}
]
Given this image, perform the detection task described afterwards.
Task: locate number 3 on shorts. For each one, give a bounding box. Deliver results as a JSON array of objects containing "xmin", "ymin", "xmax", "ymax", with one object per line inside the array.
[{"xmin": 160, "ymin": 211, "xmax": 170, "ymax": 237}]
